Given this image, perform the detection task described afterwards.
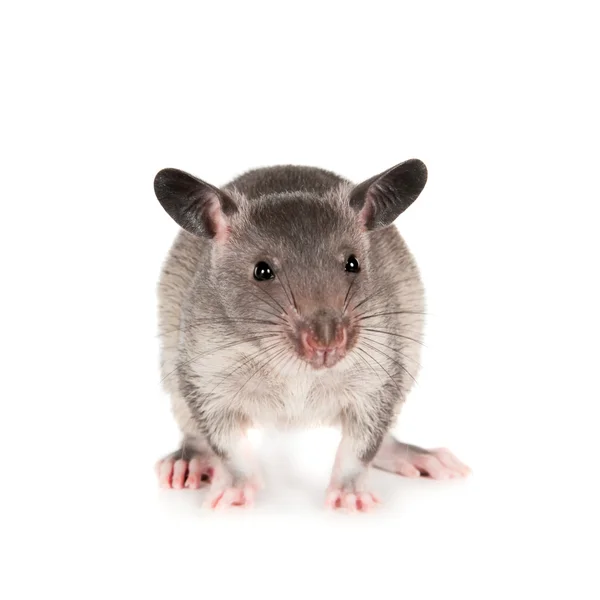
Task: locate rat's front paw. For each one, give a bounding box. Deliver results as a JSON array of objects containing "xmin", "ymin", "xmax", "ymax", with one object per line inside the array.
[
  {"xmin": 204, "ymin": 469, "xmax": 263, "ymax": 510},
  {"xmin": 325, "ymin": 486, "xmax": 381, "ymax": 512},
  {"xmin": 156, "ymin": 452, "xmax": 214, "ymax": 489}
]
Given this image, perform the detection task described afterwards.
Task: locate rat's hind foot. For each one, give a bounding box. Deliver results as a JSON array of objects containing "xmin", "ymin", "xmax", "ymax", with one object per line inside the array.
[
  {"xmin": 156, "ymin": 446, "xmax": 215, "ymax": 490},
  {"xmin": 373, "ymin": 435, "xmax": 471, "ymax": 480}
]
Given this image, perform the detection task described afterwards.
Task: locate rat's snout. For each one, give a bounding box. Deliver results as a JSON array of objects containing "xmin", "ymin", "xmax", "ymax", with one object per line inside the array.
[
  {"xmin": 302, "ymin": 321, "xmax": 347, "ymax": 352},
  {"xmin": 299, "ymin": 309, "xmax": 348, "ymax": 368}
]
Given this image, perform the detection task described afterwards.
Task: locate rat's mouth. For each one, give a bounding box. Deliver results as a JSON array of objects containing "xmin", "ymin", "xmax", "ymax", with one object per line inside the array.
[{"xmin": 306, "ymin": 347, "xmax": 345, "ymax": 369}]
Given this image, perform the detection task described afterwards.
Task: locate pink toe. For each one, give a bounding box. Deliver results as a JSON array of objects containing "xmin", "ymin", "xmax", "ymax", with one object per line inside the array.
[
  {"xmin": 326, "ymin": 490, "xmax": 380, "ymax": 512},
  {"xmin": 397, "ymin": 462, "xmax": 421, "ymax": 478},
  {"xmin": 186, "ymin": 457, "xmax": 207, "ymax": 488},
  {"xmin": 218, "ymin": 489, "xmax": 236, "ymax": 508},
  {"xmin": 185, "ymin": 473, "xmax": 200, "ymax": 489},
  {"xmin": 418, "ymin": 456, "xmax": 450, "ymax": 479},
  {"xmin": 325, "ymin": 491, "xmax": 341, "ymax": 509},
  {"xmin": 188, "ymin": 457, "xmax": 203, "ymax": 474},
  {"xmin": 217, "ymin": 488, "xmax": 242, "ymax": 507},
  {"xmin": 243, "ymin": 486, "xmax": 255, "ymax": 506},
  {"xmin": 360, "ymin": 492, "xmax": 381, "ymax": 511},
  {"xmin": 356, "ymin": 496, "xmax": 369, "ymax": 512},
  {"xmin": 433, "ymin": 448, "xmax": 471, "ymax": 476},
  {"xmin": 172, "ymin": 459, "xmax": 188, "ymax": 489},
  {"xmin": 344, "ymin": 493, "xmax": 358, "ymax": 512},
  {"xmin": 158, "ymin": 460, "xmax": 174, "ymax": 488},
  {"xmin": 208, "ymin": 490, "xmax": 225, "ymax": 509}
]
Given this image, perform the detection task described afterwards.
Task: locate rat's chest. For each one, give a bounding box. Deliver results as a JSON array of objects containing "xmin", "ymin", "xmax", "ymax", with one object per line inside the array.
[
  {"xmin": 193, "ymin": 345, "xmax": 366, "ymax": 427},
  {"xmin": 250, "ymin": 368, "xmax": 356, "ymax": 427}
]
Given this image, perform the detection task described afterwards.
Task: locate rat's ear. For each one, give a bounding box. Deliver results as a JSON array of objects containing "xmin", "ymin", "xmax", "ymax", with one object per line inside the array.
[
  {"xmin": 154, "ymin": 168, "xmax": 238, "ymax": 241},
  {"xmin": 349, "ymin": 159, "xmax": 428, "ymax": 230}
]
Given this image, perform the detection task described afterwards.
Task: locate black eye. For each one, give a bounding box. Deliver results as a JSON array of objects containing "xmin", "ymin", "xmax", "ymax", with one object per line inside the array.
[
  {"xmin": 345, "ymin": 254, "xmax": 360, "ymax": 273},
  {"xmin": 254, "ymin": 261, "xmax": 275, "ymax": 281}
]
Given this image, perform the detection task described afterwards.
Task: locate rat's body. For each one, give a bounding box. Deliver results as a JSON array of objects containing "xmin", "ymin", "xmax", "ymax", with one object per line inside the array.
[{"xmin": 154, "ymin": 162, "xmax": 469, "ymax": 510}]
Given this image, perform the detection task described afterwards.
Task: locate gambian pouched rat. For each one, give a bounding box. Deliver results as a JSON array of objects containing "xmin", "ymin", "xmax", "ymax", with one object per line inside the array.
[{"xmin": 153, "ymin": 159, "xmax": 470, "ymax": 511}]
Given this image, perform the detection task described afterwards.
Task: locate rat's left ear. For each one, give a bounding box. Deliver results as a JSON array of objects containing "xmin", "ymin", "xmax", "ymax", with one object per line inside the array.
[
  {"xmin": 349, "ymin": 159, "xmax": 428, "ymax": 230},
  {"xmin": 154, "ymin": 168, "xmax": 238, "ymax": 242}
]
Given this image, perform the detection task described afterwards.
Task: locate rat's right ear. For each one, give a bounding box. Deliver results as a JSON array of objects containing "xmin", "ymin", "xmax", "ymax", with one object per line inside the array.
[
  {"xmin": 154, "ymin": 168, "xmax": 237, "ymax": 241},
  {"xmin": 349, "ymin": 159, "xmax": 428, "ymax": 230}
]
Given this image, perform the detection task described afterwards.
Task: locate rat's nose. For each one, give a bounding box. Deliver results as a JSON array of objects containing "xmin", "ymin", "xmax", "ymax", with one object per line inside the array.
[{"xmin": 301, "ymin": 310, "xmax": 347, "ymax": 353}]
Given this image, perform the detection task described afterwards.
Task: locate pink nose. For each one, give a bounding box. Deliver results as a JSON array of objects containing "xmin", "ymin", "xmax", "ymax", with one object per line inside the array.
[{"xmin": 301, "ymin": 326, "xmax": 347, "ymax": 353}]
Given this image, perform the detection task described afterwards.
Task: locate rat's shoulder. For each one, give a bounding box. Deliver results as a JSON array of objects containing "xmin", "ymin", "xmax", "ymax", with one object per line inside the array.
[{"xmin": 224, "ymin": 165, "xmax": 348, "ymax": 199}]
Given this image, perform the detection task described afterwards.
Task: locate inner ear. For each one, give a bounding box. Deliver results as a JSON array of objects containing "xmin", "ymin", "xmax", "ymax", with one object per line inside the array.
[
  {"xmin": 350, "ymin": 159, "xmax": 428, "ymax": 230},
  {"xmin": 356, "ymin": 196, "xmax": 375, "ymax": 230},
  {"xmin": 154, "ymin": 168, "xmax": 237, "ymax": 241},
  {"xmin": 203, "ymin": 192, "xmax": 230, "ymax": 242}
]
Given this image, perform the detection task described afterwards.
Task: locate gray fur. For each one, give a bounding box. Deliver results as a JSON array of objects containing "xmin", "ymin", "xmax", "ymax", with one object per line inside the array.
[{"xmin": 155, "ymin": 161, "xmax": 426, "ymax": 491}]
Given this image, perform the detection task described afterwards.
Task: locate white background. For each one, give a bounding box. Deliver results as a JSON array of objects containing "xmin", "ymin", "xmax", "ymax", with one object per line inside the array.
[{"xmin": 1, "ymin": 1, "xmax": 599, "ymax": 599}]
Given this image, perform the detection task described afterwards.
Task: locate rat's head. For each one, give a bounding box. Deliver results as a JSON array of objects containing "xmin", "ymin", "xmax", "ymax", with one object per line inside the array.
[{"xmin": 154, "ymin": 160, "xmax": 427, "ymax": 370}]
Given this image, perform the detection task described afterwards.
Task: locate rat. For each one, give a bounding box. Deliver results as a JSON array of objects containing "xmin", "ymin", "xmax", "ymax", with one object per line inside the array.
[{"xmin": 153, "ymin": 159, "xmax": 470, "ymax": 511}]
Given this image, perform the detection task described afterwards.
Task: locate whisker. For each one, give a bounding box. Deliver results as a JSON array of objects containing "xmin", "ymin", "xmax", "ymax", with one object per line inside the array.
[
  {"xmin": 252, "ymin": 281, "xmax": 286, "ymax": 314},
  {"xmin": 160, "ymin": 333, "xmax": 278, "ymax": 383},
  {"xmin": 228, "ymin": 345, "xmax": 290, "ymax": 403},
  {"xmin": 351, "ymin": 289, "xmax": 381, "ymax": 312},
  {"xmin": 295, "ymin": 352, "xmax": 304, "ymax": 379},
  {"xmin": 348, "ymin": 276, "xmax": 421, "ymax": 312},
  {"xmin": 359, "ymin": 335, "xmax": 422, "ymax": 368},
  {"xmin": 245, "ymin": 290, "xmax": 287, "ymax": 320},
  {"xmin": 360, "ymin": 340, "xmax": 417, "ymax": 386},
  {"xmin": 157, "ymin": 317, "xmax": 280, "ymax": 338},
  {"xmin": 253, "ymin": 306, "xmax": 288, "ymax": 324},
  {"xmin": 276, "ymin": 266, "xmax": 294, "ymax": 310},
  {"xmin": 343, "ymin": 277, "xmax": 356, "ymax": 313},
  {"xmin": 352, "ymin": 348, "xmax": 386, "ymax": 386},
  {"xmin": 361, "ymin": 328, "xmax": 426, "ymax": 348},
  {"xmin": 355, "ymin": 347, "xmax": 405, "ymax": 396},
  {"xmin": 356, "ymin": 310, "xmax": 428, "ymax": 321},
  {"xmin": 279, "ymin": 265, "xmax": 298, "ymax": 312},
  {"xmin": 269, "ymin": 348, "xmax": 296, "ymax": 378},
  {"xmin": 208, "ymin": 339, "xmax": 287, "ymax": 383},
  {"xmin": 194, "ymin": 339, "xmax": 287, "ymax": 402},
  {"xmin": 188, "ymin": 344, "xmax": 289, "ymax": 416}
]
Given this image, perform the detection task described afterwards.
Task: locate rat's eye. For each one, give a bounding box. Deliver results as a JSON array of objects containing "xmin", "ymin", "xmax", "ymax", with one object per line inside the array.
[
  {"xmin": 254, "ymin": 261, "xmax": 275, "ymax": 281},
  {"xmin": 345, "ymin": 254, "xmax": 360, "ymax": 273}
]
